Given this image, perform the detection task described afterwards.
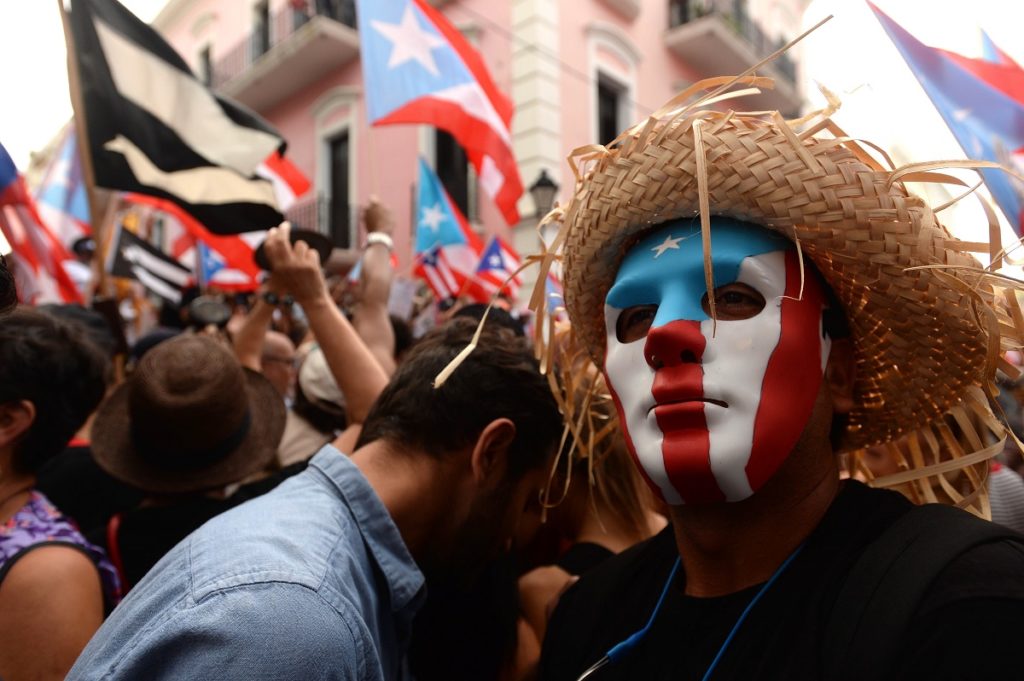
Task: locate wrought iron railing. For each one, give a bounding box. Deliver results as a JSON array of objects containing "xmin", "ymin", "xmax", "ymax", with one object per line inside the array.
[
  {"xmin": 667, "ymin": 0, "xmax": 796, "ymax": 84},
  {"xmin": 284, "ymin": 193, "xmax": 353, "ymax": 249},
  {"xmin": 211, "ymin": 0, "xmax": 357, "ymax": 90}
]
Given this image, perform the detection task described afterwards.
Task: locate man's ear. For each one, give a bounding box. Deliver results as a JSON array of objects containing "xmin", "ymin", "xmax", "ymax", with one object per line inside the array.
[
  {"xmin": 0, "ymin": 400, "xmax": 36, "ymax": 449},
  {"xmin": 470, "ymin": 418, "xmax": 517, "ymax": 488},
  {"xmin": 825, "ymin": 338, "xmax": 856, "ymax": 415}
]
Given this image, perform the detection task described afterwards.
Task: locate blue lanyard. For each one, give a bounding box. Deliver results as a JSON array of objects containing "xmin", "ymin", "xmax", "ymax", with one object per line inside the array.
[{"xmin": 574, "ymin": 543, "xmax": 806, "ymax": 681}]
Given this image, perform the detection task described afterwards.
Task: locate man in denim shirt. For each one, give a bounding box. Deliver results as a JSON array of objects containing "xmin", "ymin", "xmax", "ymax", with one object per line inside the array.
[{"xmin": 69, "ymin": 312, "xmax": 563, "ymax": 679}]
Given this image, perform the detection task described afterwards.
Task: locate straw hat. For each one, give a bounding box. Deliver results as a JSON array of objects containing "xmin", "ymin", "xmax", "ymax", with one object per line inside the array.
[
  {"xmin": 92, "ymin": 334, "xmax": 286, "ymax": 494},
  {"xmin": 538, "ymin": 77, "xmax": 1024, "ymax": 514}
]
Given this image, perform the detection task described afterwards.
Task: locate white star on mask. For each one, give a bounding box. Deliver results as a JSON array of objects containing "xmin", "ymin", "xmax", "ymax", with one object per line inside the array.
[
  {"xmin": 371, "ymin": 7, "xmax": 447, "ymax": 78},
  {"xmin": 651, "ymin": 234, "xmax": 683, "ymax": 259}
]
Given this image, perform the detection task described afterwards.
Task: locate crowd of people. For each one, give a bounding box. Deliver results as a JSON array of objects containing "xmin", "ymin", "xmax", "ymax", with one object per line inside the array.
[{"xmin": 5, "ymin": 81, "xmax": 1024, "ymax": 681}]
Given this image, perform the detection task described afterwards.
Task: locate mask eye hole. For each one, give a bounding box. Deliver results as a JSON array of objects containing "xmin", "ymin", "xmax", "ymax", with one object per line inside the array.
[
  {"xmin": 616, "ymin": 305, "xmax": 657, "ymax": 343},
  {"xmin": 701, "ymin": 283, "xmax": 766, "ymax": 320}
]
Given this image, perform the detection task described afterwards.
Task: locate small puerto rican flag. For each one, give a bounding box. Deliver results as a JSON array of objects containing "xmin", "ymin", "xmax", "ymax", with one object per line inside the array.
[{"xmin": 475, "ymin": 236, "xmax": 521, "ymax": 299}]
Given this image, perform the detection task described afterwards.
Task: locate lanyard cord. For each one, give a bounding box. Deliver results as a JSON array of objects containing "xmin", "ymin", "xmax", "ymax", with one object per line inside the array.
[{"xmin": 574, "ymin": 543, "xmax": 806, "ymax": 681}]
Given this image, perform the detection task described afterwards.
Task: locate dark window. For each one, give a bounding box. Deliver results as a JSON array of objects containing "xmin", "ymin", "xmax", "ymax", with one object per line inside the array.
[
  {"xmin": 668, "ymin": 0, "xmax": 690, "ymax": 27},
  {"xmin": 253, "ymin": 1, "xmax": 270, "ymax": 59},
  {"xmin": 597, "ymin": 76, "xmax": 624, "ymax": 146},
  {"xmin": 435, "ymin": 129, "xmax": 471, "ymax": 219},
  {"xmin": 328, "ymin": 131, "xmax": 350, "ymax": 248},
  {"xmin": 198, "ymin": 45, "xmax": 212, "ymax": 86}
]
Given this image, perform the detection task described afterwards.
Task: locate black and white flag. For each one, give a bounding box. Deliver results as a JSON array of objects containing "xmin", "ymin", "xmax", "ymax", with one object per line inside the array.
[
  {"xmin": 67, "ymin": 0, "xmax": 286, "ymax": 234},
  {"xmin": 108, "ymin": 223, "xmax": 192, "ymax": 304}
]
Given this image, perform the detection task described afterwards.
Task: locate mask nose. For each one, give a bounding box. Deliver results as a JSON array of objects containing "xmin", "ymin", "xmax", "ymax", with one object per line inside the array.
[{"xmin": 643, "ymin": 320, "xmax": 706, "ymax": 370}]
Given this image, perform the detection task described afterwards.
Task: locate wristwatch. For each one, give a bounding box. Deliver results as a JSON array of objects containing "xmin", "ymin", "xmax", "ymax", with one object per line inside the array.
[
  {"xmin": 365, "ymin": 232, "xmax": 394, "ymax": 252},
  {"xmin": 262, "ymin": 292, "xmax": 295, "ymax": 307}
]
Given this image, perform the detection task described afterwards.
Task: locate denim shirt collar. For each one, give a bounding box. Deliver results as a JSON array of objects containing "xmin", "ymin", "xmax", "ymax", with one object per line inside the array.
[{"xmin": 309, "ymin": 448, "xmax": 425, "ymax": 614}]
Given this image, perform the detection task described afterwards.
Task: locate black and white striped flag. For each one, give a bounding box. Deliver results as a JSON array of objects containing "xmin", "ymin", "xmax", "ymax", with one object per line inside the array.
[
  {"xmin": 67, "ymin": 0, "xmax": 287, "ymax": 235},
  {"xmin": 107, "ymin": 224, "xmax": 192, "ymax": 304}
]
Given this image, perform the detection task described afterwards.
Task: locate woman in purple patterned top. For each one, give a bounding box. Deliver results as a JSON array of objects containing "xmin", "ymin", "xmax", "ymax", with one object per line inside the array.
[{"xmin": 0, "ymin": 309, "xmax": 121, "ymax": 681}]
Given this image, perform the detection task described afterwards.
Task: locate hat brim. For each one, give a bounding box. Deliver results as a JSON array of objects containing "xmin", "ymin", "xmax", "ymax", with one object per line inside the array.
[
  {"xmin": 560, "ymin": 110, "xmax": 998, "ymax": 452},
  {"xmin": 91, "ymin": 368, "xmax": 286, "ymax": 494}
]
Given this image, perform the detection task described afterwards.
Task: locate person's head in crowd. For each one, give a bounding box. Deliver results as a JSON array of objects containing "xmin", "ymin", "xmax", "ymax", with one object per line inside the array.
[
  {"xmin": 293, "ymin": 346, "xmax": 348, "ymax": 435},
  {"xmin": 157, "ymin": 285, "xmax": 202, "ymax": 329},
  {"xmin": 355, "ymin": 317, "xmax": 563, "ymax": 583},
  {"xmin": 128, "ymin": 327, "xmax": 180, "ymax": 371},
  {"xmin": 0, "ymin": 252, "xmax": 16, "ymax": 315},
  {"xmin": 37, "ymin": 304, "xmax": 119, "ymax": 359},
  {"xmin": 70, "ymin": 236, "xmax": 96, "ymax": 265},
  {"xmin": 390, "ymin": 314, "xmax": 415, "ymax": 362},
  {"xmin": 90, "ymin": 334, "xmax": 286, "ymax": 497},
  {"xmin": 261, "ymin": 330, "xmax": 298, "ymax": 401},
  {"xmin": 0, "ymin": 309, "xmax": 109, "ymax": 480},
  {"xmin": 452, "ymin": 302, "xmax": 526, "ymax": 337}
]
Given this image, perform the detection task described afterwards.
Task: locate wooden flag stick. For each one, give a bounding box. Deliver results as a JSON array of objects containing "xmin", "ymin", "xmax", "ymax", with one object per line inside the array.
[{"xmin": 58, "ymin": 0, "xmax": 111, "ymax": 297}]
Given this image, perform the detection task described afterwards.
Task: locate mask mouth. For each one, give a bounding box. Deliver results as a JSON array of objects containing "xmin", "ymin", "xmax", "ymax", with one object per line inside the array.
[{"xmin": 649, "ymin": 397, "xmax": 729, "ymax": 413}]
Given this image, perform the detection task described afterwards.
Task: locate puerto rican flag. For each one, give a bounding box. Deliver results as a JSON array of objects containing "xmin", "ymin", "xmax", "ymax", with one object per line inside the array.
[
  {"xmin": 475, "ymin": 235, "xmax": 522, "ymax": 299},
  {"xmin": 123, "ymin": 193, "xmax": 264, "ymax": 291},
  {"xmin": 871, "ymin": 3, "xmax": 1024, "ymax": 235},
  {"xmin": 415, "ymin": 246, "xmax": 462, "ymax": 300},
  {"xmin": 356, "ymin": 0, "xmax": 524, "ymax": 225},
  {"xmin": 34, "ymin": 128, "xmax": 92, "ymax": 247},
  {"xmin": 0, "ymin": 141, "xmax": 82, "ymax": 304},
  {"xmin": 413, "ymin": 157, "xmax": 489, "ymax": 302}
]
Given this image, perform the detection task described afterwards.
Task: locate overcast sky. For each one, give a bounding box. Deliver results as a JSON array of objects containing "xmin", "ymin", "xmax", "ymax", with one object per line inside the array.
[{"xmin": 0, "ymin": 0, "xmax": 162, "ymax": 169}]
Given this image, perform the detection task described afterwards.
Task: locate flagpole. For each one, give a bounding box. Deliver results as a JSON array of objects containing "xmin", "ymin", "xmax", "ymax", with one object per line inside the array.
[{"xmin": 58, "ymin": 0, "xmax": 110, "ymax": 297}]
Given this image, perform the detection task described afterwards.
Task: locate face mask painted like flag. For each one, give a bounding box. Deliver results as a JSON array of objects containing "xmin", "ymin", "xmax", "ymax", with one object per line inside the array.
[
  {"xmin": 356, "ymin": 0, "xmax": 524, "ymax": 225},
  {"xmin": 66, "ymin": 0, "xmax": 292, "ymax": 234},
  {"xmin": 0, "ymin": 141, "xmax": 83, "ymax": 305}
]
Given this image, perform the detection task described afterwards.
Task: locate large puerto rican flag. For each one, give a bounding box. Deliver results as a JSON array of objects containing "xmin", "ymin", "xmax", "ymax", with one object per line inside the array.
[
  {"xmin": 356, "ymin": 0, "xmax": 524, "ymax": 225},
  {"xmin": 0, "ymin": 142, "xmax": 82, "ymax": 304},
  {"xmin": 870, "ymin": 3, "xmax": 1024, "ymax": 235}
]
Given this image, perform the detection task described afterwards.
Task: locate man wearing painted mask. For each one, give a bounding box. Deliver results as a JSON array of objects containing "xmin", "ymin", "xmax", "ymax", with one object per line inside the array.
[{"xmin": 537, "ymin": 80, "xmax": 1024, "ymax": 681}]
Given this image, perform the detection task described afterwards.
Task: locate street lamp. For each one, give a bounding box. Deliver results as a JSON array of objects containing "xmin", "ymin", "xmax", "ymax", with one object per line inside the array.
[{"xmin": 529, "ymin": 169, "xmax": 559, "ymax": 218}]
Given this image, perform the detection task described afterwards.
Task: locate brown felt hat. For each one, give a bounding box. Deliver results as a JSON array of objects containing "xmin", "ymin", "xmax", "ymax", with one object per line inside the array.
[
  {"xmin": 533, "ymin": 77, "xmax": 1024, "ymax": 514},
  {"xmin": 92, "ymin": 334, "xmax": 286, "ymax": 494}
]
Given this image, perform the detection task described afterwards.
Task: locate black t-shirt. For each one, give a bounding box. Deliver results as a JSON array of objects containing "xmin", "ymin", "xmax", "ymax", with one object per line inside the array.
[{"xmin": 540, "ymin": 481, "xmax": 1024, "ymax": 681}]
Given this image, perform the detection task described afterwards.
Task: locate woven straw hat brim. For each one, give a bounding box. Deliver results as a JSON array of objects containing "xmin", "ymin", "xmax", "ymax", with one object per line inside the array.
[
  {"xmin": 91, "ymin": 368, "xmax": 286, "ymax": 494},
  {"xmin": 560, "ymin": 109, "xmax": 1010, "ymax": 453}
]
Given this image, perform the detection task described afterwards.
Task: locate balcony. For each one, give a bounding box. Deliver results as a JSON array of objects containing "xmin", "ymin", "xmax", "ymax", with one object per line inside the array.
[
  {"xmin": 665, "ymin": 0, "xmax": 801, "ymax": 115},
  {"xmin": 284, "ymin": 193, "xmax": 354, "ymax": 249},
  {"xmin": 212, "ymin": 2, "xmax": 359, "ymax": 113}
]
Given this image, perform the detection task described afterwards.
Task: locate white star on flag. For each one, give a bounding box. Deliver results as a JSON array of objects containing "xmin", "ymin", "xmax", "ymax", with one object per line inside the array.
[
  {"xmin": 489, "ymin": 255, "xmax": 502, "ymax": 267},
  {"xmin": 421, "ymin": 203, "xmax": 446, "ymax": 232},
  {"xmin": 371, "ymin": 6, "xmax": 447, "ymax": 78},
  {"xmin": 651, "ymin": 234, "xmax": 683, "ymax": 258}
]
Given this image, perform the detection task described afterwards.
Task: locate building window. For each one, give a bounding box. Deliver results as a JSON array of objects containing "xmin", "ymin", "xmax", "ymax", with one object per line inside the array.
[
  {"xmin": 434, "ymin": 129, "xmax": 477, "ymax": 221},
  {"xmin": 252, "ymin": 1, "xmax": 270, "ymax": 59},
  {"xmin": 198, "ymin": 45, "xmax": 212, "ymax": 85},
  {"xmin": 327, "ymin": 131, "xmax": 351, "ymax": 248},
  {"xmin": 597, "ymin": 75, "xmax": 625, "ymax": 146}
]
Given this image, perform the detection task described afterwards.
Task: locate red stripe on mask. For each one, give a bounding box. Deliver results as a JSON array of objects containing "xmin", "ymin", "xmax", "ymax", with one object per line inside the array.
[
  {"xmin": 647, "ymin": 319, "xmax": 724, "ymax": 504},
  {"xmin": 745, "ymin": 251, "xmax": 827, "ymax": 491}
]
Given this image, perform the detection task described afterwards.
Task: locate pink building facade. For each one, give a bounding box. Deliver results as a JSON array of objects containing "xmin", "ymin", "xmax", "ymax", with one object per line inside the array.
[{"xmin": 152, "ymin": 0, "xmax": 807, "ymax": 282}]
